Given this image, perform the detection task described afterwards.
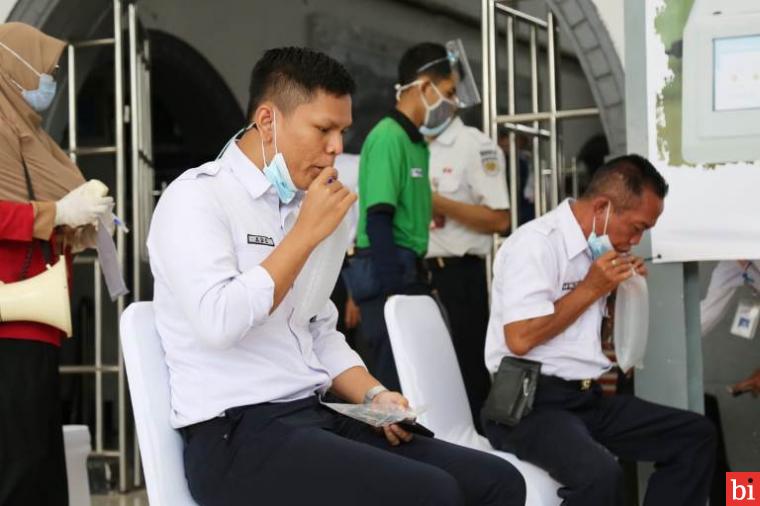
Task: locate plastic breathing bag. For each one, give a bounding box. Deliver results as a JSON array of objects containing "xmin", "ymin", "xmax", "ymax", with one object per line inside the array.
[
  {"xmin": 613, "ymin": 272, "xmax": 649, "ymax": 372},
  {"xmin": 290, "ymin": 217, "xmax": 351, "ymax": 326}
]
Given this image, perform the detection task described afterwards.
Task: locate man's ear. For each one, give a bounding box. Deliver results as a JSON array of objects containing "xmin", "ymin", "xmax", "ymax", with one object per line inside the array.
[
  {"xmin": 591, "ymin": 196, "xmax": 611, "ymax": 214},
  {"xmin": 254, "ymin": 104, "xmax": 275, "ymax": 143}
]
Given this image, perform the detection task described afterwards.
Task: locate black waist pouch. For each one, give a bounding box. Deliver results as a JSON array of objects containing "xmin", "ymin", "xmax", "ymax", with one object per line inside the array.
[{"xmin": 482, "ymin": 356, "xmax": 541, "ymax": 426}]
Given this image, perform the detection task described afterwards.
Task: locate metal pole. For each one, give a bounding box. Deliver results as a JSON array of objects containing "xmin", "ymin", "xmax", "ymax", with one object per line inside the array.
[
  {"xmin": 94, "ymin": 261, "xmax": 103, "ymax": 453},
  {"xmin": 67, "ymin": 45, "xmax": 77, "ymax": 166},
  {"xmin": 487, "ymin": 0, "xmax": 497, "ymax": 140},
  {"xmin": 494, "ymin": 107, "xmax": 599, "ymax": 124},
  {"xmin": 547, "ymin": 12, "xmax": 559, "ymax": 209},
  {"xmin": 530, "ymin": 25, "xmax": 541, "ymax": 218},
  {"xmin": 506, "ymin": 15, "xmax": 518, "ymax": 227},
  {"xmin": 129, "ymin": 3, "xmax": 140, "ymax": 304},
  {"xmin": 481, "ymin": 0, "xmax": 491, "ymax": 136},
  {"xmin": 496, "ymin": 122, "xmax": 550, "ymax": 138},
  {"xmin": 128, "ymin": 3, "xmax": 143, "ymax": 488},
  {"xmin": 113, "ymin": 0, "xmax": 128, "ymax": 492}
]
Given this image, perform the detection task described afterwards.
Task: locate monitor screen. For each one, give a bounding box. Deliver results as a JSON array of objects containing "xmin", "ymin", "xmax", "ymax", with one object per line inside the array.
[{"xmin": 713, "ymin": 35, "xmax": 760, "ymax": 111}]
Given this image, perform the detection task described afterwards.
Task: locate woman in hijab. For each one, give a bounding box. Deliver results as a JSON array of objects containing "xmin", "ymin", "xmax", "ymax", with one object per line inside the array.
[{"xmin": 0, "ymin": 22, "xmax": 113, "ymax": 506}]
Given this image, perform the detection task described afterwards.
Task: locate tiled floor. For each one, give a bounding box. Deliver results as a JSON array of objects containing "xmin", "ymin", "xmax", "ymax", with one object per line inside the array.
[{"xmin": 91, "ymin": 490, "xmax": 149, "ymax": 506}]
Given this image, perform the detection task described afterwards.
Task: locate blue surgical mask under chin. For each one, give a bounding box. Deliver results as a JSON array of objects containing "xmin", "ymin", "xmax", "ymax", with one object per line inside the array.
[
  {"xmin": 261, "ymin": 111, "xmax": 298, "ymax": 204},
  {"xmin": 263, "ymin": 153, "xmax": 297, "ymax": 204},
  {"xmin": 587, "ymin": 204, "xmax": 614, "ymax": 260},
  {"xmin": 22, "ymin": 73, "xmax": 57, "ymax": 112}
]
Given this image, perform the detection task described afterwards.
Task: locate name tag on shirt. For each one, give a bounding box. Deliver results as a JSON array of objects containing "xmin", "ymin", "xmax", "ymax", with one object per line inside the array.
[
  {"xmin": 247, "ymin": 234, "xmax": 275, "ymax": 247},
  {"xmin": 410, "ymin": 167, "xmax": 424, "ymax": 178},
  {"xmin": 562, "ymin": 281, "xmax": 581, "ymax": 291}
]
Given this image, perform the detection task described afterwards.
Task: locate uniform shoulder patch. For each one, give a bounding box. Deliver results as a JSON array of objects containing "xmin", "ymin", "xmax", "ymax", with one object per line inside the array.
[{"xmin": 479, "ymin": 149, "xmax": 500, "ymax": 177}]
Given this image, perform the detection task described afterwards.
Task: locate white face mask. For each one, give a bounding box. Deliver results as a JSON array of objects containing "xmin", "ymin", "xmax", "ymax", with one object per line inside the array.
[
  {"xmin": 587, "ymin": 202, "xmax": 614, "ymax": 260},
  {"xmin": 0, "ymin": 40, "xmax": 57, "ymax": 112}
]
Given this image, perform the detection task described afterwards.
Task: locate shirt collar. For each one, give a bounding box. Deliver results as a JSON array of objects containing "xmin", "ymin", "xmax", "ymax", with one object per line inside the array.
[
  {"xmin": 557, "ymin": 199, "xmax": 589, "ymax": 260},
  {"xmin": 223, "ymin": 140, "xmax": 272, "ymax": 200},
  {"xmin": 388, "ymin": 108, "xmax": 424, "ymax": 144},
  {"xmin": 432, "ymin": 116, "xmax": 464, "ymax": 147}
]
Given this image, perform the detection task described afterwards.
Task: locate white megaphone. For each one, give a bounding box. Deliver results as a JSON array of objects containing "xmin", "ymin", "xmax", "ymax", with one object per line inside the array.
[{"xmin": 0, "ymin": 255, "xmax": 72, "ymax": 337}]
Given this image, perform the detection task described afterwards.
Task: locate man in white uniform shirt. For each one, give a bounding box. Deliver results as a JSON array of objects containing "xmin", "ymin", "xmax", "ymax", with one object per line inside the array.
[
  {"xmin": 427, "ymin": 116, "xmax": 510, "ymax": 430},
  {"xmin": 482, "ymin": 155, "xmax": 716, "ymax": 505},
  {"xmin": 701, "ymin": 260, "xmax": 760, "ymax": 396},
  {"xmin": 148, "ymin": 47, "xmax": 525, "ymax": 506}
]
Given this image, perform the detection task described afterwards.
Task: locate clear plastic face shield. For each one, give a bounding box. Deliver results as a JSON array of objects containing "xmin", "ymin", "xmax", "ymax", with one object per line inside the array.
[
  {"xmin": 443, "ymin": 39, "xmax": 480, "ymax": 109},
  {"xmin": 396, "ymin": 38, "xmax": 481, "ymax": 109},
  {"xmin": 413, "ymin": 39, "xmax": 480, "ymax": 107}
]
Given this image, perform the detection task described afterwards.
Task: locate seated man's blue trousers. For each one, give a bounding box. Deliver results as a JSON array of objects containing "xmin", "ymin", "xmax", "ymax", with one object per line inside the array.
[{"xmin": 182, "ymin": 396, "xmax": 526, "ymax": 506}]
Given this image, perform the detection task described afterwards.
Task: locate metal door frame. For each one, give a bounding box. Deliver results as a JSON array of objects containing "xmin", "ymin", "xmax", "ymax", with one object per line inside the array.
[{"xmin": 64, "ymin": 0, "xmax": 153, "ymax": 492}]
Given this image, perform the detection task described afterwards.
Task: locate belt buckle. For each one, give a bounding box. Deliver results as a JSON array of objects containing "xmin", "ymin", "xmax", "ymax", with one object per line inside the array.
[
  {"xmin": 580, "ymin": 379, "xmax": 592, "ymax": 391},
  {"xmin": 437, "ymin": 257, "xmax": 445, "ymax": 268}
]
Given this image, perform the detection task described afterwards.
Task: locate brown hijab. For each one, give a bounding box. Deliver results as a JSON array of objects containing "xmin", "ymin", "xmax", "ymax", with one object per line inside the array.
[{"xmin": 0, "ymin": 22, "xmax": 85, "ymax": 203}]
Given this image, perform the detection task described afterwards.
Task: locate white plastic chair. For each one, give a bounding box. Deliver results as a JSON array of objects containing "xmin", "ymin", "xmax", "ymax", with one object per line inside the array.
[
  {"xmin": 120, "ymin": 302, "xmax": 198, "ymax": 506},
  {"xmin": 385, "ymin": 295, "xmax": 562, "ymax": 506},
  {"xmin": 62, "ymin": 425, "xmax": 91, "ymax": 506}
]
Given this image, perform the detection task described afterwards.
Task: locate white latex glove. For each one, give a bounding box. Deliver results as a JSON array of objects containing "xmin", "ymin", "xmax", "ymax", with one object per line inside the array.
[{"xmin": 55, "ymin": 180, "xmax": 113, "ymax": 228}]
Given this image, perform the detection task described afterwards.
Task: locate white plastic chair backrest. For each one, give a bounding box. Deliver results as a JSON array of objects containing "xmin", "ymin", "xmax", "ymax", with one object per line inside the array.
[
  {"xmin": 120, "ymin": 302, "xmax": 198, "ymax": 506},
  {"xmin": 384, "ymin": 295, "xmax": 484, "ymax": 449},
  {"xmin": 385, "ymin": 295, "xmax": 563, "ymax": 506}
]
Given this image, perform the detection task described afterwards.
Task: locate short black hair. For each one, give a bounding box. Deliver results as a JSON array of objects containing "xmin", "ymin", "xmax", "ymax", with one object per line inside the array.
[
  {"xmin": 397, "ymin": 42, "xmax": 451, "ymax": 86},
  {"xmin": 246, "ymin": 47, "xmax": 355, "ymax": 119},
  {"xmin": 582, "ymin": 154, "xmax": 669, "ymax": 208}
]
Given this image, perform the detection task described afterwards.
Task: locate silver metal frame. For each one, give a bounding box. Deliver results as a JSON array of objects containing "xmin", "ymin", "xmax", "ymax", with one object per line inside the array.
[
  {"xmin": 482, "ymin": 0, "xmax": 600, "ymax": 259},
  {"xmin": 64, "ymin": 0, "xmax": 153, "ymax": 492}
]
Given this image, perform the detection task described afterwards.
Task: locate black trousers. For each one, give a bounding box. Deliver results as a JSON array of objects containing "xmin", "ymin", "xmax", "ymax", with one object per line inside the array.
[
  {"xmin": 0, "ymin": 339, "xmax": 68, "ymax": 506},
  {"xmin": 483, "ymin": 377, "xmax": 716, "ymax": 506},
  {"xmin": 428, "ymin": 255, "xmax": 491, "ymax": 433},
  {"xmin": 182, "ymin": 396, "xmax": 526, "ymax": 506}
]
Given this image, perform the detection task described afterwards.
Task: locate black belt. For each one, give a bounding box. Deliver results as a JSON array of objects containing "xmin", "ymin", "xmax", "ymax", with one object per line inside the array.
[
  {"xmin": 425, "ymin": 254, "xmax": 484, "ymax": 270},
  {"xmin": 539, "ymin": 374, "xmax": 598, "ymax": 392}
]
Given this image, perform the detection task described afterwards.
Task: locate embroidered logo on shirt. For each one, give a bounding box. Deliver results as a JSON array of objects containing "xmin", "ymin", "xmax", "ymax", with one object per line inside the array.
[
  {"xmin": 562, "ymin": 281, "xmax": 581, "ymax": 291},
  {"xmin": 247, "ymin": 234, "xmax": 275, "ymax": 247},
  {"xmin": 480, "ymin": 150, "xmax": 500, "ymax": 176},
  {"xmin": 410, "ymin": 167, "xmax": 424, "ymax": 178}
]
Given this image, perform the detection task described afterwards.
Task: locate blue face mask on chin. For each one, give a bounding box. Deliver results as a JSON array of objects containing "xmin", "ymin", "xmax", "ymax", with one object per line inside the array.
[
  {"xmin": 260, "ymin": 111, "xmax": 298, "ymax": 204},
  {"xmin": 587, "ymin": 203, "xmax": 614, "ymax": 260},
  {"xmin": 215, "ymin": 111, "xmax": 298, "ymax": 204}
]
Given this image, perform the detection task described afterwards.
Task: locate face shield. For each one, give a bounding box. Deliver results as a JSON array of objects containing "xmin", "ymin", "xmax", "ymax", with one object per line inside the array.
[{"xmin": 414, "ymin": 39, "xmax": 481, "ymax": 109}]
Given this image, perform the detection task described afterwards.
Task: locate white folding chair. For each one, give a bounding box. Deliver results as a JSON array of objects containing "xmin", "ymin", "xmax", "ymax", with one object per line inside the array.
[
  {"xmin": 120, "ymin": 302, "xmax": 198, "ymax": 506},
  {"xmin": 385, "ymin": 295, "xmax": 562, "ymax": 506}
]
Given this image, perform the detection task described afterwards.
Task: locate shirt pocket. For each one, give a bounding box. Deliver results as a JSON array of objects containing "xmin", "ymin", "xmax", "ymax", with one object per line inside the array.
[{"xmin": 437, "ymin": 172, "xmax": 463, "ymax": 194}]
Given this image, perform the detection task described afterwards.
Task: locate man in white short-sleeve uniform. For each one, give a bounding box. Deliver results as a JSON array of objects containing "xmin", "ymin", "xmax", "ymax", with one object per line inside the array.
[{"xmin": 482, "ymin": 154, "xmax": 716, "ymax": 505}]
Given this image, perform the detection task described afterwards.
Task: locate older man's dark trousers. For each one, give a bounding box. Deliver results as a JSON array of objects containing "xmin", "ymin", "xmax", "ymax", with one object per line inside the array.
[
  {"xmin": 483, "ymin": 377, "xmax": 716, "ymax": 506},
  {"xmin": 182, "ymin": 396, "xmax": 526, "ymax": 506}
]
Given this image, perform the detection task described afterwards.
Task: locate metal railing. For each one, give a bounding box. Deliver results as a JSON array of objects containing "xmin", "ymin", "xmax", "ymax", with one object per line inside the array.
[
  {"xmin": 482, "ymin": 0, "xmax": 598, "ymax": 287},
  {"xmin": 64, "ymin": 0, "xmax": 153, "ymax": 492}
]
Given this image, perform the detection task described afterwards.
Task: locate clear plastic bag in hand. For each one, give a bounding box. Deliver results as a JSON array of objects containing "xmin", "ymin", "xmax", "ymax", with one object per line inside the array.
[
  {"xmin": 320, "ymin": 401, "xmax": 426, "ymax": 428},
  {"xmin": 614, "ymin": 272, "xmax": 649, "ymax": 372}
]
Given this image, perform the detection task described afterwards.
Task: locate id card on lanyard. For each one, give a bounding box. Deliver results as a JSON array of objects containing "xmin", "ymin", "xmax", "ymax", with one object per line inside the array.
[{"xmin": 730, "ymin": 262, "xmax": 760, "ymax": 340}]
